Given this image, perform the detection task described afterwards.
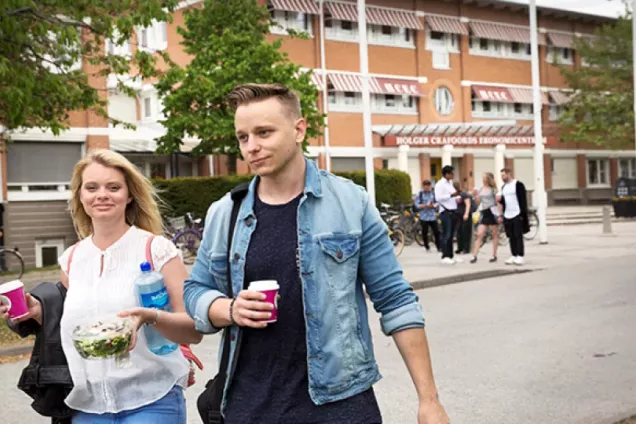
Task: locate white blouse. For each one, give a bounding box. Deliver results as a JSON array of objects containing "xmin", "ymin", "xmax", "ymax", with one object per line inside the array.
[{"xmin": 58, "ymin": 226, "xmax": 189, "ymax": 414}]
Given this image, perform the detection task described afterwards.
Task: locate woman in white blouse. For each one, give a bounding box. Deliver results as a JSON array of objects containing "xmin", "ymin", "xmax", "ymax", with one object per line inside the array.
[{"xmin": 7, "ymin": 150, "xmax": 202, "ymax": 423}]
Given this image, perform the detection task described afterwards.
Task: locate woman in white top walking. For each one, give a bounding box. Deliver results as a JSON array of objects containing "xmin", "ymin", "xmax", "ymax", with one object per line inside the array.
[
  {"xmin": 470, "ymin": 172, "xmax": 501, "ymax": 264},
  {"xmin": 4, "ymin": 150, "xmax": 202, "ymax": 423}
]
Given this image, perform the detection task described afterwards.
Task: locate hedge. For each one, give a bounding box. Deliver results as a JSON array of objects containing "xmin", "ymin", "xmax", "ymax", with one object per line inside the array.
[{"xmin": 154, "ymin": 169, "xmax": 412, "ymax": 220}]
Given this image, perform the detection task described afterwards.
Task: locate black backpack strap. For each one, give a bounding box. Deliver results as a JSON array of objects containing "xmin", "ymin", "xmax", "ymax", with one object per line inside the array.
[{"xmin": 212, "ymin": 182, "xmax": 250, "ymax": 417}]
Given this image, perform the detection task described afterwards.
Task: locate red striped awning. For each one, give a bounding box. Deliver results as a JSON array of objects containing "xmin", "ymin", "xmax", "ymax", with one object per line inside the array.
[
  {"xmin": 327, "ymin": 73, "xmax": 424, "ymax": 96},
  {"xmin": 325, "ymin": 2, "xmax": 357, "ymax": 22},
  {"xmin": 547, "ymin": 32, "xmax": 574, "ymax": 49},
  {"xmin": 470, "ymin": 21, "xmax": 545, "ymax": 44},
  {"xmin": 549, "ymin": 91, "xmax": 572, "ymax": 105},
  {"xmin": 325, "ymin": 2, "xmax": 422, "ymax": 29},
  {"xmin": 366, "ymin": 6, "xmax": 422, "ymax": 30},
  {"xmin": 310, "ymin": 72, "xmax": 325, "ymax": 91},
  {"xmin": 269, "ymin": 0, "xmax": 320, "ymax": 14},
  {"xmin": 472, "ymin": 85, "xmax": 548, "ymax": 104},
  {"xmin": 424, "ymin": 15, "xmax": 468, "ymax": 36}
]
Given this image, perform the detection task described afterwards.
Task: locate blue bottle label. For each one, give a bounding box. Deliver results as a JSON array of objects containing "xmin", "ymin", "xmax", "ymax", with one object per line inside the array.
[{"xmin": 140, "ymin": 287, "xmax": 170, "ymax": 309}]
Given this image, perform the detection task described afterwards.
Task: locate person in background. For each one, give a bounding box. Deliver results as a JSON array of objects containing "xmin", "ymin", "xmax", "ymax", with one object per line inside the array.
[
  {"xmin": 415, "ymin": 180, "xmax": 441, "ymax": 252},
  {"xmin": 434, "ymin": 165, "xmax": 460, "ymax": 265},
  {"xmin": 454, "ymin": 181, "xmax": 473, "ymax": 256},
  {"xmin": 499, "ymin": 168, "xmax": 530, "ymax": 266},
  {"xmin": 470, "ymin": 172, "xmax": 501, "ymax": 264}
]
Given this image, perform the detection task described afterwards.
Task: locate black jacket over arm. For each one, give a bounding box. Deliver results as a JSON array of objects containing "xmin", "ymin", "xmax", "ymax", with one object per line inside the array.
[
  {"xmin": 499, "ymin": 181, "xmax": 530, "ymax": 234},
  {"xmin": 8, "ymin": 282, "xmax": 74, "ymax": 424}
]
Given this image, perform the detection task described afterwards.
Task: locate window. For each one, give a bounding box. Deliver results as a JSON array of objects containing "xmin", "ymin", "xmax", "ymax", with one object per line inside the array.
[
  {"xmin": 511, "ymin": 42, "xmax": 520, "ymax": 54},
  {"xmin": 619, "ymin": 158, "xmax": 636, "ymax": 178},
  {"xmin": 483, "ymin": 101, "xmax": 491, "ymax": 112},
  {"xmin": 472, "ymin": 101, "xmax": 533, "ymax": 119},
  {"xmin": 547, "ymin": 47, "xmax": 573, "ymax": 65},
  {"xmin": 587, "ymin": 159, "xmax": 609, "ymax": 186},
  {"xmin": 434, "ymin": 87, "xmax": 454, "ymax": 116},
  {"xmin": 432, "ymin": 51, "xmax": 450, "ymax": 69},
  {"xmin": 514, "ymin": 103, "xmax": 522, "ymax": 114},
  {"xmin": 270, "ymin": 10, "xmax": 313, "ymax": 35},
  {"xmin": 137, "ymin": 21, "xmax": 168, "ymax": 52},
  {"xmin": 549, "ymin": 105, "xmax": 564, "ymax": 121},
  {"xmin": 325, "ymin": 19, "xmax": 359, "ymax": 42},
  {"xmin": 426, "ymin": 31, "xmax": 459, "ymax": 58},
  {"xmin": 368, "ymin": 25, "xmax": 414, "ymax": 47},
  {"xmin": 143, "ymin": 97, "xmax": 152, "ymax": 118},
  {"xmin": 344, "ymin": 92, "xmax": 356, "ymax": 105},
  {"xmin": 479, "ymin": 38, "xmax": 488, "ymax": 51},
  {"xmin": 384, "ymin": 95, "xmax": 396, "ymax": 108},
  {"xmin": 105, "ymin": 29, "xmax": 131, "ymax": 56},
  {"xmin": 141, "ymin": 91, "xmax": 164, "ymax": 121},
  {"xmin": 328, "ymin": 91, "xmax": 417, "ymax": 114},
  {"xmin": 35, "ymin": 239, "xmax": 65, "ymax": 268},
  {"xmin": 469, "ymin": 37, "xmax": 531, "ymax": 60}
]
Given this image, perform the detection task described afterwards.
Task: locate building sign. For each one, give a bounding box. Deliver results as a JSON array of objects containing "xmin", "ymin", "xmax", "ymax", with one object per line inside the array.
[
  {"xmin": 392, "ymin": 136, "xmax": 546, "ymax": 146},
  {"xmin": 472, "ymin": 85, "xmax": 512, "ymax": 102},
  {"xmin": 375, "ymin": 77, "xmax": 424, "ymax": 96}
]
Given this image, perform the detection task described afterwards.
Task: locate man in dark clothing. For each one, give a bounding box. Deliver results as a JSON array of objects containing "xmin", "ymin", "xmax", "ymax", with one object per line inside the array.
[
  {"xmin": 415, "ymin": 180, "xmax": 440, "ymax": 252},
  {"xmin": 454, "ymin": 182, "xmax": 473, "ymax": 255},
  {"xmin": 498, "ymin": 168, "xmax": 529, "ymax": 266}
]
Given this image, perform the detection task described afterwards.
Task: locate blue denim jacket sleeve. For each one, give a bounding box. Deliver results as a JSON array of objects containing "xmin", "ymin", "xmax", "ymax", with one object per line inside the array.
[
  {"xmin": 183, "ymin": 199, "xmax": 230, "ymax": 334},
  {"xmin": 357, "ymin": 189, "xmax": 426, "ymax": 335}
]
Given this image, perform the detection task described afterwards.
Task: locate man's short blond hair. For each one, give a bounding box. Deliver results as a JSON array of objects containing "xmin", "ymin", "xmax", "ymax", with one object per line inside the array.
[{"xmin": 227, "ymin": 83, "xmax": 302, "ymax": 119}]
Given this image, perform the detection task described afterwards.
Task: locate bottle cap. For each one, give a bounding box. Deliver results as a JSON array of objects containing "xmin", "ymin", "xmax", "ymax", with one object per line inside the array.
[{"xmin": 140, "ymin": 262, "xmax": 152, "ymax": 272}]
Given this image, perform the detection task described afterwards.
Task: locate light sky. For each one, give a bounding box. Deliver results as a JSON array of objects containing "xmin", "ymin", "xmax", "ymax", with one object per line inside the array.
[{"xmin": 509, "ymin": 0, "xmax": 625, "ymax": 18}]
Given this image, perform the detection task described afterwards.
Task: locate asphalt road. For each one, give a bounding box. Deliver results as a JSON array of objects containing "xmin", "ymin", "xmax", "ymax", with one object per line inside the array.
[{"xmin": 1, "ymin": 255, "xmax": 635, "ymax": 424}]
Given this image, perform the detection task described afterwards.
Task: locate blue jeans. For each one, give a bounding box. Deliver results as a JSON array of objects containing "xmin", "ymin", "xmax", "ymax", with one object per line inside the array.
[{"xmin": 72, "ymin": 386, "xmax": 186, "ymax": 424}]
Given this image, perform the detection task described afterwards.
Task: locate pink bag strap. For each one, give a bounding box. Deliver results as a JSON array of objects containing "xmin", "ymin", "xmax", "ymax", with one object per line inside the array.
[
  {"xmin": 145, "ymin": 235, "xmax": 156, "ymax": 270},
  {"xmin": 66, "ymin": 242, "xmax": 80, "ymax": 275}
]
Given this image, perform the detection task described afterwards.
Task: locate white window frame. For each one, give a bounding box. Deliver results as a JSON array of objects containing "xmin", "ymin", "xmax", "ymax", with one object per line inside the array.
[
  {"xmin": 325, "ymin": 19, "xmax": 360, "ymax": 42},
  {"xmin": 328, "ymin": 91, "xmax": 417, "ymax": 115},
  {"xmin": 472, "ymin": 101, "xmax": 533, "ymax": 120},
  {"xmin": 42, "ymin": 31, "xmax": 82, "ymax": 74},
  {"xmin": 549, "ymin": 105, "xmax": 564, "ymax": 122},
  {"xmin": 434, "ymin": 87, "xmax": 454, "ymax": 116},
  {"xmin": 367, "ymin": 24, "xmax": 414, "ymax": 48},
  {"xmin": 35, "ymin": 238, "xmax": 65, "ymax": 268},
  {"xmin": 426, "ymin": 31, "xmax": 460, "ymax": 54},
  {"xmin": 137, "ymin": 21, "xmax": 168, "ymax": 52},
  {"xmin": 619, "ymin": 158, "xmax": 636, "ymax": 178},
  {"xmin": 432, "ymin": 51, "xmax": 451, "ymax": 70},
  {"xmin": 105, "ymin": 29, "xmax": 131, "ymax": 57},
  {"xmin": 586, "ymin": 159, "xmax": 610, "ymax": 187},
  {"xmin": 140, "ymin": 90, "xmax": 164, "ymax": 122},
  {"xmin": 546, "ymin": 46, "xmax": 574, "ymax": 65},
  {"xmin": 469, "ymin": 37, "xmax": 531, "ymax": 61},
  {"xmin": 270, "ymin": 10, "xmax": 313, "ymax": 36}
]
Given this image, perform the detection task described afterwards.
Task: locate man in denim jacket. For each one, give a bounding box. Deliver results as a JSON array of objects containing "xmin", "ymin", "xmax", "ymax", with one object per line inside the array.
[{"xmin": 184, "ymin": 83, "xmax": 448, "ymax": 424}]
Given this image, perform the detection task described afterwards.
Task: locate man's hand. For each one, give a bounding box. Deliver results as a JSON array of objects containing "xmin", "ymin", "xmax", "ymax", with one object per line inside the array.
[
  {"xmin": 463, "ymin": 213, "xmax": 469, "ymax": 221},
  {"xmin": 497, "ymin": 215, "xmax": 503, "ymax": 224},
  {"xmin": 231, "ymin": 290, "xmax": 273, "ymax": 329},
  {"xmin": 419, "ymin": 398, "xmax": 450, "ymax": 424}
]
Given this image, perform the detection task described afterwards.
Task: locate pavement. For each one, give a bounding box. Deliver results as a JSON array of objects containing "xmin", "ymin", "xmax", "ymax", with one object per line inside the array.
[{"xmin": 1, "ymin": 252, "xmax": 635, "ymax": 423}]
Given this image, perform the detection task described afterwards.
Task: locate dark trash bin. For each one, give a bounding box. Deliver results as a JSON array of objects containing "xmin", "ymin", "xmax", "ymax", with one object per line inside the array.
[{"xmin": 612, "ymin": 178, "xmax": 636, "ymax": 218}]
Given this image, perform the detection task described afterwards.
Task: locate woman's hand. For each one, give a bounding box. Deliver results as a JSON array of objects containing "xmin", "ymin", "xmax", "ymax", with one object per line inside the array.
[
  {"xmin": 1, "ymin": 293, "xmax": 43, "ymax": 326},
  {"xmin": 118, "ymin": 307, "xmax": 158, "ymax": 351}
]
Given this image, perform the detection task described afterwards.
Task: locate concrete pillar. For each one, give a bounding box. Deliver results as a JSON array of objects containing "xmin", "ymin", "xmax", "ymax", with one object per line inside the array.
[
  {"xmin": 442, "ymin": 144, "xmax": 453, "ymax": 167},
  {"xmin": 494, "ymin": 144, "xmax": 506, "ymax": 188},
  {"xmin": 610, "ymin": 158, "xmax": 619, "ymax": 186},
  {"xmin": 576, "ymin": 154, "xmax": 587, "ymax": 188},
  {"xmin": 504, "ymin": 157, "xmax": 514, "ymax": 174},
  {"xmin": 398, "ymin": 145, "xmax": 409, "ymax": 173},
  {"xmin": 419, "ymin": 153, "xmax": 431, "ymax": 182},
  {"xmin": 543, "ymin": 153, "xmax": 552, "ymax": 190}
]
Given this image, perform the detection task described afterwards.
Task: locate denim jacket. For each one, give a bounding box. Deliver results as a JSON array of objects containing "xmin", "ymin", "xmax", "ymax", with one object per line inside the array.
[{"xmin": 183, "ymin": 158, "xmax": 425, "ymax": 411}]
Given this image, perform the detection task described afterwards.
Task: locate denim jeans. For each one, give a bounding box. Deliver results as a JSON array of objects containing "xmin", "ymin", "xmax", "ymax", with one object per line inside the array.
[
  {"xmin": 72, "ymin": 386, "xmax": 185, "ymax": 424},
  {"xmin": 439, "ymin": 211, "xmax": 459, "ymax": 259}
]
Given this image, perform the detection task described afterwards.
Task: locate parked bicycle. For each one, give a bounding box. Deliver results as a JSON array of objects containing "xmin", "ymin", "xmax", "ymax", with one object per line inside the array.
[
  {"xmin": 165, "ymin": 212, "xmax": 203, "ymax": 265},
  {"xmin": 379, "ymin": 203, "xmax": 405, "ymax": 257},
  {"xmin": 397, "ymin": 204, "xmax": 425, "ymax": 247},
  {"xmin": 524, "ymin": 209, "xmax": 539, "ymax": 241},
  {"xmin": 0, "ymin": 246, "xmax": 25, "ymax": 283}
]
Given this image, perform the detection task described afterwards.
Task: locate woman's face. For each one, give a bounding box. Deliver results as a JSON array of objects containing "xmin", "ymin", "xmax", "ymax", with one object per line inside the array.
[
  {"xmin": 80, "ymin": 163, "xmax": 130, "ymax": 224},
  {"xmin": 482, "ymin": 173, "xmax": 488, "ymax": 185}
]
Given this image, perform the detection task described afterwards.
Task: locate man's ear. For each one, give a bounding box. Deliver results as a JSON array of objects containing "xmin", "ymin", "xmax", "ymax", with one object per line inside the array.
[{"xmin": 295, "ymin": 118, "xmax": 307, "ymax": 145}]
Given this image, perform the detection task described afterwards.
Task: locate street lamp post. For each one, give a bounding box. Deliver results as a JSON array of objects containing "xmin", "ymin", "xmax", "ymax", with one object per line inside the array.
[
  {"xmin": 358, "ymin": 0, "xmax": 376, "ymax": 205},
  {"xmin": 529, "ymin": 0, "xmax": 548, "ymax": 244}
]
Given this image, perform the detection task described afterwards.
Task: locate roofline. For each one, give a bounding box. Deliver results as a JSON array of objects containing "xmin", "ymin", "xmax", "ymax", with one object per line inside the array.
[{"xmin": 455, "ymin": 0, "xmax": 618, "ymax": 24}]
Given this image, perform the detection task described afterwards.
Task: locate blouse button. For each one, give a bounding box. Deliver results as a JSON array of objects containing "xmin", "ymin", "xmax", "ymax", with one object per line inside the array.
[
  {"xmin": 233, "ymin": 252, "xmax": 240, "ymax": 261},
  {"xmin": 246, "ymin": 217, "xmax": 254, "ymax": 227}
]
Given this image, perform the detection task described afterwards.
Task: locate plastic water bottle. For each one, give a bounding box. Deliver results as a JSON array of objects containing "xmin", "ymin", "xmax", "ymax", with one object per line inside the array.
[{"xmin": 134, "ymin": 262, "xmax": 178, "ymax": 355}]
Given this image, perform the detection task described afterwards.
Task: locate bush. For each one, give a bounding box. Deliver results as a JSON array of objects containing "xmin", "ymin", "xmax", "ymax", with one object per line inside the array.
[{"xmin": 154, "ymin": 169, "xmax": 412, "ymax": 219}]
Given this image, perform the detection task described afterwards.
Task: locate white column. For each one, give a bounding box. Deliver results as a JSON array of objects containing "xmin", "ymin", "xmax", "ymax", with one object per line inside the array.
[
  {"xmin": 530, "ymin": 0, "xmax": 548, "ymax": 244},
  {"xmin": 397, "ymin": 145, "xmax": 409, "ymax": 173},
  {"xmin": 494, "ymin": 144, "xmax": 506, "ymax": 188},
  {"xmin": 358, "ymin": 0, "xmax": 376, "ymax": 205},
  {"xmin": 208, "ymin": 155, "xmax": 215, "ymax": 176},
  {"xmin": 442, "ymin": 144, "xmax": 453, "ymax": 167},
  {"xmin": 319, "ymin": 0, "xmax": 331, "ymax": 172}
]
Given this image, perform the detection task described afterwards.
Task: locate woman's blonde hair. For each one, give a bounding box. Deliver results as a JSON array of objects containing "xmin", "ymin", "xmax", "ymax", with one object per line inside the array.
[
  {"xmin": 70, "ymin": 149, "xmax": 164, "ymax": 238},
  {"xmin": 484, "ymin": 172, "xmax": 498, "ymax": 193}
]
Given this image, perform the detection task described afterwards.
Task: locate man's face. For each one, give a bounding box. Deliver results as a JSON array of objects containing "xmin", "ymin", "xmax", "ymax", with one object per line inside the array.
[
  {"xmin": 235, "ymin": 97, "xmax": 307, "ymax": 177},
  {"xmin": 444, "ymin": 172, "xmax": 454, "ymax": 181},
  {"xmin": 501, "ymin": 171, "xmax": 510, "ymax": 183},
  {"xmin": 423, "ymin": 184, "xmax": 431, "ymax": 192}
]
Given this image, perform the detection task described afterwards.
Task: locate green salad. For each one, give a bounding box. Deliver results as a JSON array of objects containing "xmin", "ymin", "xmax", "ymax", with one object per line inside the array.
[{"xmin": 72, "ymin": 317, "xmax": 133, "ymax": 360}]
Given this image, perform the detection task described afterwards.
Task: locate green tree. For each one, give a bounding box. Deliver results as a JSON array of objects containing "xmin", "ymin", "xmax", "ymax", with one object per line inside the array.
[
  {"xmin": 154, "ymin": 0, "xmax": 324, "ymax": 173},
  {"xmin": 558, "ymin": 9, "xmax": 633, "ymax": 150},
  {"xmin": 0, "ymin": 0, "xmax": 178, "ymax": 136}
]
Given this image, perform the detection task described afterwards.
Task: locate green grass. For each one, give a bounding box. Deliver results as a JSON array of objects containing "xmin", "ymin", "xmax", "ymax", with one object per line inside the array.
[{"xmin": 0, "ymin": 319, "xmax": 33, "ymax": 348}]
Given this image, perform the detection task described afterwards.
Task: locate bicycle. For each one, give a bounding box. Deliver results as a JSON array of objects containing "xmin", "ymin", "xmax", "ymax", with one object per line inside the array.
[
  {"xmin": 165, "ymin": 213, "xmax": 203, "ymax": 265},
  {"xmin": 0, "ymin": 247, "xmax": 25, "ymax": 283},
  {"xmin": 379, "ymin": 203, "xmax": 406, "ymax": 257},
  {"xmin": 524, "ymin": 209, "xmax": 539, "ymax": 241},
  {"xmin": 396, "ymin": 205, "xmax": 425, "ymax": 247}
]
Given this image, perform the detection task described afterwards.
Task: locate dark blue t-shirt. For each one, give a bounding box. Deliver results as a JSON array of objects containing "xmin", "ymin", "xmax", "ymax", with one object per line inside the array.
[{"xmin": 224, "ymin": 189, "xmax": 382, "ymax": 424}]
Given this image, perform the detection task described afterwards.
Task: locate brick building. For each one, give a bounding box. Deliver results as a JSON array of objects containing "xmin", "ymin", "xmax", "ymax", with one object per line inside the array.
[{"xmin": 1, "ymin": 0, "xmax": 634, "ymax": 268}]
